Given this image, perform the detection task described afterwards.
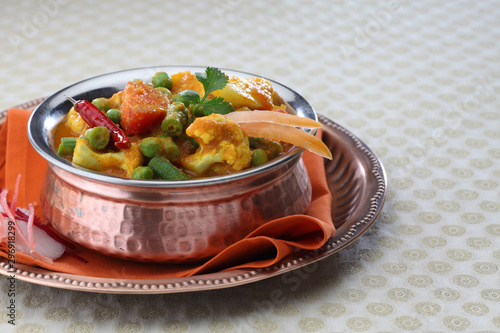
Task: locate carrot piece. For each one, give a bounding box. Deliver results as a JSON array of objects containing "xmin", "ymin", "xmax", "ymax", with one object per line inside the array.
[
  {"xmin": 120, "ymin": 81, "xmax": 170, "ymax": 135},
  {"xmin": 238, "ymin": 122, "xmax": 332, "ymax": 160},
  {"xmin": 227, "ymin": 111, "xmax": 322, "ymax": 129}
]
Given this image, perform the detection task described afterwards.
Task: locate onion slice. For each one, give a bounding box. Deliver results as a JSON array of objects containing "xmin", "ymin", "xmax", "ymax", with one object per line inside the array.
[
  {"xmin": 227, "ymin": 111, "xmax": 321, "ymax": 129},
  {"xmin": 11, "ymin": 208, "xmax": 76, "ymax": 250},
  {"xmin": 0, "ymin": 175, "xmax": 78, "ymax": 264},
  {"xmin": 0, "ymin": 189, "xmax": 30, "ymax": 249},
  {"xmin": 10, "ymin": 174, "xmax": 21, "ymax": 215},
  {"xmin": 27, "ymin": 203, "xmax": 37, "ymax": 250},
  {"xmin": 238, "ymin": 122, "xmax": 332, "ymax": 160}
]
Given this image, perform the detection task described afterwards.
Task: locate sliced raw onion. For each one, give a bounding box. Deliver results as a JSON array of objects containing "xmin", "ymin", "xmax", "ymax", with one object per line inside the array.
[
  {"xmin": 12, "ymin": 208, "xmax": 76, "ymax": 250},
  {"xmin": 0, "ymin": 189, "xmax": 30, "ymax": 248},
  {"xmin": 238, "ymin": 122, "xmax": 332, "ymax": 160},
  {"xmin": 15, "ymin": 218, "xmax": 64, "ymax": 263},
  {"xmin": 0, "ymin": 175, "xmax": 77, "ymax": 264},
  {"xmin": 227, "ymin": 111, "xmax": 321, "ymax": 129},
  {"xmin": 27, "ymin": 203, "xmax": 36, "ymax": 250},
  {"xmin": 9, "ymin": 174, "xmax": 21, "ymax": 215}
]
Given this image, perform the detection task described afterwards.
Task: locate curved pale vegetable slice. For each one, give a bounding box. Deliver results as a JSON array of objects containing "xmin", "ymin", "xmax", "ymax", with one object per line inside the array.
[
  {"xmin": 0, "ymin": 175, "xmax": 69, "ymax": 264},
  {"xmin": 238, "ymin": 122, "xmax": 332, "ymax": 160},
  {"xmin": 227, "ymin": 111, "xmax": 321, "ymax": 129}
]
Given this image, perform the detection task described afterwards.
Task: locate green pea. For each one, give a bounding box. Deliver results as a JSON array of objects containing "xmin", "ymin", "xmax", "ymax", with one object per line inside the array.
[
  {"xmin": 251, "ymin": 149, "xmax": 269, "ymax": 166},
  {"xmin": 105, "ymin": 108, "xmax": 121, "ymax": 124},
  {"xmin": 249, "ymin": 137, "xmax": 283, "ymax": 159},
  {"xmin": 155, "ymin": 87, "xmax": 172, "ymax": 99},
  {"xmin": 152, "ymin": 72, "xmax": 173, "ymax": 89},
  {"xmin": 91, "ymin": 98, "xmax": 111, "ymax": 112},
  {"xmin": 140, "ymin": 136, "xmax": 181, "ymax": 161},
  {"xmin": 85, "ymin": 126, "xmax": 110, "ymax": 150},
  {"xmin": 140, "ymin": 137, "xmax": 162, "ymax": 158}
]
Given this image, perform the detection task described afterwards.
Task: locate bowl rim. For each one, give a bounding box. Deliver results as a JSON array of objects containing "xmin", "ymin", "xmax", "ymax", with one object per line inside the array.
[{"xmin": 27, "ymin": 66, "xmax": 318, "ymax": 188}]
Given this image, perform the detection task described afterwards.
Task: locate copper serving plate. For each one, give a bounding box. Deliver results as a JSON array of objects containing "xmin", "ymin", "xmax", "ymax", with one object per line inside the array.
[{"xmin": 0, "ymin": 99, "xmax": 386, "ymax": 294}]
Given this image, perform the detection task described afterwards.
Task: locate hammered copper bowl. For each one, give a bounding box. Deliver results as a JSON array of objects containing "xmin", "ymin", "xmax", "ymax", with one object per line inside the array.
[{"xmin": 27, "ymin": 66, "xmax": 317, "ymax": 263}]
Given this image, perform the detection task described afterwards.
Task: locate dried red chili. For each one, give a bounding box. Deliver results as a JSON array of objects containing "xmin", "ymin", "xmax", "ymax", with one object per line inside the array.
[{"xmin": 66, "ymin": 97, "xmax": 131, "ymax": 149}]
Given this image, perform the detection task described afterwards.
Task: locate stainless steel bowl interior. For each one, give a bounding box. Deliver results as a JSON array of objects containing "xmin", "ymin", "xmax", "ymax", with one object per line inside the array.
[{"xmin": 27, "ymin": 66, "xmax": 318, "ymax": 187}]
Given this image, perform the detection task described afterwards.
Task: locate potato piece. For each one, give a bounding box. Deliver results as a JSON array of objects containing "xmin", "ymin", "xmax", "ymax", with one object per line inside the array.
[
  {"xmin": 210, "ymin": 77, "xmax": 275, "ymax": 110},
  {"xmin": 108, "ymin": 91, "xmax": 123, "ymax": 109},
  {"xmin": 65, "ymin": 107, "xmax": 89, "ymax": 134}
]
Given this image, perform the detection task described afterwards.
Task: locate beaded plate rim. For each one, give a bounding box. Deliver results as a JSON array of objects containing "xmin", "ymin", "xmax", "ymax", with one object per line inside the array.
[{"xmin": 0, "ymin": 98, "xmax": 387, "ymax": 294}]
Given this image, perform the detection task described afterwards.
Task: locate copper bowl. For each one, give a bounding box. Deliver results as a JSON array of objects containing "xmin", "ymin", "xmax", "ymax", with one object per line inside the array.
[{"xmin": 27, "ymin": 66, "xmax": 317, "ymax": 263}]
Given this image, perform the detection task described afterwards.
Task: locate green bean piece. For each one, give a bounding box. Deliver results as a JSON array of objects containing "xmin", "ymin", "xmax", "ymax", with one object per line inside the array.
[
  {"xmin": 148, "ymin": 156, "xmax": 190, "ymax": 180},
  {"xmin": 161, "ymin": 117, "xmax": 183, "ymax": 137},
  {"xmin": 152, "ymin": 72, "xmax": 173, "ymax": 89},
  {"xmin": 57, "ymin": 137, "xmax": 77, "ymax": 156},
  {"xmin": 248, "ymin": 137, "xmax": 283, "ymax": 159},
  {"xmin": 160, "ymin": 137, "xmax": 181, "ymax": 162},
  {"xmin": 140, "ymin": 136, "xmax": 181, "ymax": 161},
  {"xmin": 85, "ymin": 126, "xmax": 110, "ymax": 150},
  {"xmin": 155, "ymin": 87, "xmax": 172, "ymax": 99},
  {"xmin": 161, "ymin": 102, "xmax": 187, "ymax": 137},
  {"xmin": 251, "ymin": 149, "xmax": 269, "ymax": 166},
  {"xmin": 105, "ymin": 108, "xmax": 121, "ymax": 124},
  {"xmin": 91, "ymin": 97, "xmax": 111, "ymax": 112},
  {"xmin": 131, "ymin": 166, "xmax": 154, "ymax": 179}
]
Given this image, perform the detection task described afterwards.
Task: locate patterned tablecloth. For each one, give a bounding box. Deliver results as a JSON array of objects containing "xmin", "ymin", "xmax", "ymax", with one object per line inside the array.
[{"xmin": 1, "ymin": 0, "xmax": 499, "ymax": 332}]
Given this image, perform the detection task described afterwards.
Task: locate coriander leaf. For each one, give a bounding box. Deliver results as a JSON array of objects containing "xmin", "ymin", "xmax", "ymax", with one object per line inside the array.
[
  {"xmin": 173, "ymin": 90, "xmax": 200, "ymax": 107},
  {"xmin": 190, "ymin": 67, "xmax": 232, "ymax": 116},
  {"xmin": 200, "ymin": 97, "xmax": 234, "ymax": 115},
  {"xmin": 195, "ymin": 67, "xmax": 229, "ymax": 96}
]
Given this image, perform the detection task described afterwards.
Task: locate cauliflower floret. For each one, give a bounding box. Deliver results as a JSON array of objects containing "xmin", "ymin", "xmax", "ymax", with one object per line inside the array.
[
  {"xmin": 72, "ymin": 137, "xmax": 143, "ymax": 177},
  {"xmin": 181, "ymin": 114, "xmax": 252, "ymax": 175}
]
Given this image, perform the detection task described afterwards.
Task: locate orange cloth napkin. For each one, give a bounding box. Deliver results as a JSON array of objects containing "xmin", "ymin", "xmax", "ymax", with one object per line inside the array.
[{"xmin": 0, "ymin": 108, "xmax": 334, "ymax": 278}]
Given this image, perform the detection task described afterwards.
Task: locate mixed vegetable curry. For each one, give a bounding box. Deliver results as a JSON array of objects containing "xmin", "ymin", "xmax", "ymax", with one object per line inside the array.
[{"xmin": 51, "ymin": 68, "xmax": 331, "ymax": 180}]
